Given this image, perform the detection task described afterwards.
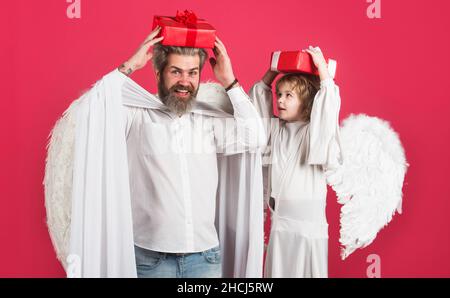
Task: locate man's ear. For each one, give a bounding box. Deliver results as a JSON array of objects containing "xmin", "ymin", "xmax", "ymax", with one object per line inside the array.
[{"xmin": 156, "ymin": 71, "xmax": 161, "ymax": 83}]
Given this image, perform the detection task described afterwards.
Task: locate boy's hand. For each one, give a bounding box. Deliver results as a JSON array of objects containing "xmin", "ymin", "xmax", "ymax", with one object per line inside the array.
[
  {"xmin": 262, "ymin": 69, "xmax": 279, "ymax": 87},
  {"xmin": 304, "ymin": 46, "xmax": 331, "ymax": 81}
]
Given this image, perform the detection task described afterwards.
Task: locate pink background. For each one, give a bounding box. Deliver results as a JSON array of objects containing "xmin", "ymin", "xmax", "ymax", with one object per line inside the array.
[{"xmin": 1, "ymin": 0, "xmax": 449, "ymax": 277}]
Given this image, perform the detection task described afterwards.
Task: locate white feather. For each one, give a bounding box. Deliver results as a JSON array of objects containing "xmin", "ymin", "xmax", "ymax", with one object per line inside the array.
[
  {"xmin": 326, "ymin": 114, "xmax": 408, "ymax": 259},
  {"xmin": 43, "ymin": 98, "xmax": 82, "ymax": 270}
]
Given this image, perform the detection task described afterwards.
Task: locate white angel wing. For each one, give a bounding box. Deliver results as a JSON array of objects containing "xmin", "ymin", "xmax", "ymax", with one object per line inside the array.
[
  {"xmin": 325, "ymin": 114, "xmax": 408, "ymax": 260},
  {"xmin": 43, "ymin": 98, "xmax": 82, "ymax": 270}
]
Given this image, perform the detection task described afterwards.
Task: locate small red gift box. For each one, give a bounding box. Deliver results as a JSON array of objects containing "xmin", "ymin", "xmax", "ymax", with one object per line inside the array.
[
  {"xmin": 270, "ymin": 51, "xmax": 337, "ymax": 79},
  {"xmin": 152, "ymin": 10, "xmax": 216, "ymax": 49}
]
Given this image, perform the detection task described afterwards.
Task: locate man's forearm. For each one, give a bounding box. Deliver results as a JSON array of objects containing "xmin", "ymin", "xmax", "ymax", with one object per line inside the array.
[
  {"xmin": 118, "ymin": 61, "xmax": 135, "ymax": 77},
  {"xmin": 227, "ymin": 87, "xmax": 260, "ymax": 120}
]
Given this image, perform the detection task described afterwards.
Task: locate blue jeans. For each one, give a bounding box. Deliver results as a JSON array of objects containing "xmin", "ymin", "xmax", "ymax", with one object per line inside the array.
[{"xmin": 134, "ymin": 245, "xmax": 222, "ymax": 278}]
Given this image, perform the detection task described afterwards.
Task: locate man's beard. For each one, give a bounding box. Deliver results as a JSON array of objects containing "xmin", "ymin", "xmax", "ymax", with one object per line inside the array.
[{"xmin": 158, "ymin": 79, "xmax": 198, "ymax": 116}]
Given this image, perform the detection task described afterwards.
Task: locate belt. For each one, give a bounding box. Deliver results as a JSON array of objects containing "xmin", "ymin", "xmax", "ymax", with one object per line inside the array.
[{"xmin": 170, "ymin": 252, "xmax": 195, "ymax": 256}]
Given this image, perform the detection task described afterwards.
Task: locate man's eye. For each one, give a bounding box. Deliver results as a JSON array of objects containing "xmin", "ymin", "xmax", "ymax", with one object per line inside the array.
[
  {"xmin": 189, "ymin": 71, "xmax": 198, "ymax": 76},
  {"xmin": 287, "ymin": 93, "xmax": 292, "ymax": 97},
  {"xmin": 172, "ymin": 70, "xmax": 180, "ymax": 75}
]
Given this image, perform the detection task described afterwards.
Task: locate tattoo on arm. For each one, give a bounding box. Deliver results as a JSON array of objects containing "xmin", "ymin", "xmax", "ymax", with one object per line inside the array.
[{"xmin": 118, "ymin": 63, "xmax": 133, "ymax": 76}]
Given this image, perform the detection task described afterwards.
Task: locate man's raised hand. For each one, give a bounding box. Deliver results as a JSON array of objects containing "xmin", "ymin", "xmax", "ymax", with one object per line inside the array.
[
  {"xmin": 119, "ymin": 26, "xmax": 164, "ymax": 76},
  {"xmin": 209, "ymin": 37, "xmax": 237, "ymax": 88}
]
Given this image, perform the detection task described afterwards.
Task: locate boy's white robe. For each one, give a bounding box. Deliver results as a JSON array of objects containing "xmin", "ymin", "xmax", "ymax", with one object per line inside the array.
[
  {"xmin": 46, "ymin": 69, "xmax": 264, "ymax": 278},
  {"xmin": 249, "ymin": 79, "xmax": 342, "ymax": 278},
  {"xmin": 249, "ymin": 78, "xmax": 407, "ymax": 277}
]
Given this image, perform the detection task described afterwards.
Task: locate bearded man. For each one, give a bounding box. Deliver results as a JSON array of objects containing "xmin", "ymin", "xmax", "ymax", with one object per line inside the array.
[{"xmin": 44, "ymin": 26, "xmax": 266, "ymax": 278}]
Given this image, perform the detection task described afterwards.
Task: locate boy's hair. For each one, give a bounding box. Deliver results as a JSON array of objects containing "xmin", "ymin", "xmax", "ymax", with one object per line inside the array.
[
  {"xmin": 275, "ymin": 73, "xmax": 321, "ymax": 122},
  {"xmin": 152, "ymin": 44, "xmax": 208, "ymax": 74}
]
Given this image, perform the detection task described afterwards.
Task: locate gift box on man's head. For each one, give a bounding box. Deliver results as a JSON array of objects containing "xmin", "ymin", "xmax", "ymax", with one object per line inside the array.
[
  {"xmin": 153, "ymin": 10, "xmax": 216, "ymax": 49},
  {"xmin": 270, "ymin": 50, "xmax": 337, "ymax": 79}
]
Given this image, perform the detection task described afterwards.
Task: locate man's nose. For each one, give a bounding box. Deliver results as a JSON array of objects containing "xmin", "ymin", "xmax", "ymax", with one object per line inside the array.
[{"xmin": 178, "ymin": 73, "xmax": 190, "ymax": 85}]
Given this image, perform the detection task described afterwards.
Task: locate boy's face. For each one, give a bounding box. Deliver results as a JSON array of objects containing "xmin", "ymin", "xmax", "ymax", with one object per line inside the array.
[{"xmin": 276, "ymin": 82, "xmax": 303, "ymax": 122}]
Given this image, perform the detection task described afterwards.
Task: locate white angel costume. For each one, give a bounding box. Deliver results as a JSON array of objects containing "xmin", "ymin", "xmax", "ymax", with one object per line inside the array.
[
  {"xmin": 44, "ymin": 69, "xmax": 266, "ymax": 278},
  {"xmin": 250, "ymin": 79, "xmax": 342, "ymax": 277},
  {"xmin": 249, "ymin": 78, "xmax": 407, "ymax": 278}
]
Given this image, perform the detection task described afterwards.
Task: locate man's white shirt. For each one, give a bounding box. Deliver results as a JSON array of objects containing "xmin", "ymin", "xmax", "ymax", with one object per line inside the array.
[{"xmin": 123, "ymin": 86, "xmax": 265, "ymax": 253}]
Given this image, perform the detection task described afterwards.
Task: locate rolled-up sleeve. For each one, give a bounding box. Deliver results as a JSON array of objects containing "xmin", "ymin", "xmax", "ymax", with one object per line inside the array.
[
  {"xmin": 248, "ymin": 81, "xmax": 276, "ymax": 146},
  {"xmin": 214, "ymin": 86, "xmax": 266, "ymax": 155}
]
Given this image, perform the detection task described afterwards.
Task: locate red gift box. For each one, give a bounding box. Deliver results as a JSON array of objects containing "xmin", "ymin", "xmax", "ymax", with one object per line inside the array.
[
  {"xmin": 152, "ymin": 10, "xmax": 216, "ymax": 49},
  {"xmin": 270, "ymin": 51, "xmax": 337, "ymax": 79}
]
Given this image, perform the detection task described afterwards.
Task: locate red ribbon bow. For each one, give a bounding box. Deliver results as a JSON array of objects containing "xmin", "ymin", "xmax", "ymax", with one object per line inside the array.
[{"xmin": 175, "ymin": 10, "xmax": 198, "ymax": 26}]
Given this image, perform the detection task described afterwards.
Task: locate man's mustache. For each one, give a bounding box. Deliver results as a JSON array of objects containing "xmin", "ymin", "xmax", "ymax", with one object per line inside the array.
[{"xmin": 169, "ymin": 84, "xmax": 195, "ymax": 94}]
